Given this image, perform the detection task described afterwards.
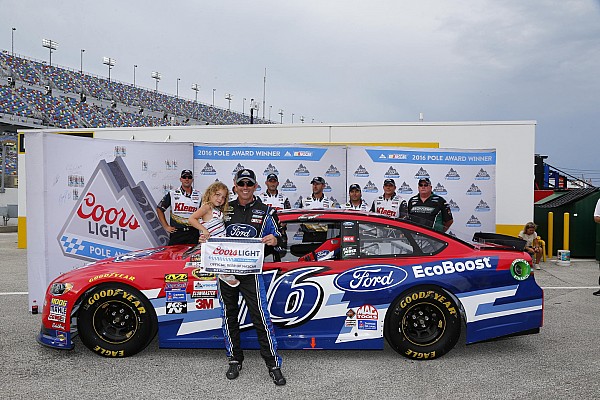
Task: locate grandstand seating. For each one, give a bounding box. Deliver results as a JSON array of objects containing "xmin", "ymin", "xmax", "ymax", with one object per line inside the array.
[{"xmin": 0, "ymin": 51, "xmax": 270, "ymax": 128}]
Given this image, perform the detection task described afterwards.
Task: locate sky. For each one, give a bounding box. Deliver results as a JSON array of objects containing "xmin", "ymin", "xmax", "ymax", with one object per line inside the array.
[{"xmin": 2, "ymin": 0, "xmax": 600, "ymax": 185}]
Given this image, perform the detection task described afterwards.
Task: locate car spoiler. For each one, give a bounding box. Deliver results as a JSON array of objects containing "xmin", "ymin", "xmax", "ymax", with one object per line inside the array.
[{"xmin": 471, "ymin": 232, "xmax": 527, "ymax": 252}]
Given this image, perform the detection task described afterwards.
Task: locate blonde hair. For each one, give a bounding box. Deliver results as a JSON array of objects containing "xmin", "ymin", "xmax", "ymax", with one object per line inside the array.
[
  {"xmin": 202, "ymin": 181, "xmax": 230, "ymax": 215},
  {"xmin": 524, "ymin": 222, "xmax": 537, "ymax": 231}
]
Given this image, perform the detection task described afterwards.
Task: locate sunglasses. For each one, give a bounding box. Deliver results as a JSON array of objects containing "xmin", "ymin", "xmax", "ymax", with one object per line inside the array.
[
  {"xmin": 237, "ymin": 180, "xmax": 255, "ymax": 187},
  {"xmin": 181, "ymin": 175, "xmax": 193, "ymax": 179},
  {"xmin": 418, "ymin": 183, "xmax": 430, "ymax": 187}
]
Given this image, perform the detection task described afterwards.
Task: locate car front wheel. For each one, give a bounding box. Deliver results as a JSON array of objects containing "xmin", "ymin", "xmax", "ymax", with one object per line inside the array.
[
  {"xmin": 78, "ymin": 283, "xmax": 157, "ymax": 357},
  {"xmin": 385, "ymin": 286, "xmax": 461, "ymax": 360}
]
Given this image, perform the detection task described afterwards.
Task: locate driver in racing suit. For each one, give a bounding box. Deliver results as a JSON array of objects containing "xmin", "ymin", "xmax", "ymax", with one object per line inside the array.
[{"xmin": 218, "ymin": 168, "xmax": 287, "ymax": 386}]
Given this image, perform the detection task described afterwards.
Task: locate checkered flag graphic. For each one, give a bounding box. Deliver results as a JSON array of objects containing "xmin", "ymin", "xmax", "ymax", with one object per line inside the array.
[{"xmin": 60, "ymin": 236, "xmax": 85, "ymax": 254}]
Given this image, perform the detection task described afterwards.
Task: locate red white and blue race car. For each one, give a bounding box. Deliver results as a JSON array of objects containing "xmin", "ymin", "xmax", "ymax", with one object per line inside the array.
[{"xmin": 37, "ymin": 209, "xmax": 543, "ymax": 360}]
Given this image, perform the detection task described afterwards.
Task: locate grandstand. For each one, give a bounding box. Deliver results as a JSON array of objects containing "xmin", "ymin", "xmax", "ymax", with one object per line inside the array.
[{"xmin": 0, "ymin": 50, "xmax": 271, "ymax": 130}]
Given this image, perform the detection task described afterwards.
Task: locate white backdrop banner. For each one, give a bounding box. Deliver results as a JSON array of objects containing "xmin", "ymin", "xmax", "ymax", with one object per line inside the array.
[
  {"xmin": 193, "ymin": 144, "xmax": 347, "ymax": 208},
  {"xmin": 346, "ymin": 147, "xmax": 496, "ymax": 240},
  {"xmin": 26, "ymin": 133, "xmax": 193, "ymax": 309}
]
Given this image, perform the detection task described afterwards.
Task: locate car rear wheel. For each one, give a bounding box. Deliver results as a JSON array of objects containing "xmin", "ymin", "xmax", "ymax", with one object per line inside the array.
[
  {"xmin": 385, "ymin": 286, "xmax": 461, "ymax": 360},
  {"xmin": 78, "ymin": 283, "xmax": 157, "ymax": 357}
]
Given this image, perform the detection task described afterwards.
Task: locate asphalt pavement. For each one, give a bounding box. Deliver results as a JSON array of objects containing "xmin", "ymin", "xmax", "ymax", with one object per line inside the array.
[{"xmin": 1, "ymin": 231, "xmax": 599, "ymax": 399}]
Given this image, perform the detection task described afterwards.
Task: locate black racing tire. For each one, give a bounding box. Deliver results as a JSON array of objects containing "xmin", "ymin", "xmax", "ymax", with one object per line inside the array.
[
  {"xmin": 385, "ymin": 286, "xmax": 461, "ymax": 360},
  {"xmin": 78, "ymin": 283, "xmax": 157, "ymax": 357}
]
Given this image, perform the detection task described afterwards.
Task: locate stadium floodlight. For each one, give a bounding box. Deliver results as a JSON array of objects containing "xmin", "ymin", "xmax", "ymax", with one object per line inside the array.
[
  {"xmin": 103, "ymin": 57, "xmax": 116, "ymax": 83},
  {"xmin": 191, "ymin": 83, "xmax": 200, "ymax": 103},
  {"xmin": 42, "ymin": 38, "xmax": 58, "ymax": 66},
  {"xmin": 225, "ymin": 93, "xmax": 232, "ymax": 110},
  {"xmin": 243, "ymin": 98, "xmax": 247, "ymax": 115},
  {"xmin": 269, "ymin": 105, "xmax": 272, "ymax": 121},
  {"xmin": 133, "ymin": 65, "xmax": 138, "ymax": 87},
  {"xmin": 278, "ymin": 109, "xmax": 284, "ymax": 124},
  {"xmin": 80, "ymin": 49, "xmax": 85, "ymax": 74},
  {"xmin": 176, "ymin": 78, "xmax": 180, "ymax": 98},
  {"xmin": 151, "ymin": 71, "xmax": 161, "ymax": 92},
  {"xmin": 291, "ymin": 113, "xmax": 294, "ymax": 123},
  {"xmin": 300, "ymin": 116, "xmax": 305, "ymax": 124},
  {"xmin": 11, "ymin": 28, "xmax": 16, "ymax": 57},
  {"xmin": 212, "ymin": 89, "xmax": 216, "ymax": 106}
]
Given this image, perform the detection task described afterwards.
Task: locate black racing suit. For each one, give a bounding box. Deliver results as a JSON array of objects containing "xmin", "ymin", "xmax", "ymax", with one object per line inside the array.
[{"xmin": 218, "ymin": 196, "xmax": 286, "ymax": 368}]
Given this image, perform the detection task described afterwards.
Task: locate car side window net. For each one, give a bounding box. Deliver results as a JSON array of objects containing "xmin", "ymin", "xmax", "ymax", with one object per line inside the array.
[
  {"xmin": 284, "ymin": 221, "xmax": 342, "ymax": 262},
  {"xmin": 358, "ymin": 222, "xmax": 446, "ymax": 258}
]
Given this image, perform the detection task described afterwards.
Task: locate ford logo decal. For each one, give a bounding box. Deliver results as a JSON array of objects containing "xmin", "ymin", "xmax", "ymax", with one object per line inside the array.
[
  {"xmin": 226, "ymin": 224, "xmax": 258, "ymax": 238},
  {"xmin": 334, "ymin": 265, "xmax": 408, "ymax": 292}
]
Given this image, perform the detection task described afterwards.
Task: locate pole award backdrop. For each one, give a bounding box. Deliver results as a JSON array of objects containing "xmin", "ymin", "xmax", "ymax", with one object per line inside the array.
[{"xmin": 346, "ymin": 146, "xmax": 496, "ymax": 239}]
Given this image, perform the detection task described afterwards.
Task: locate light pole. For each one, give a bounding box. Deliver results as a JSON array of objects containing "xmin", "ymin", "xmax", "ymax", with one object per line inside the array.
[
  {"xmin": 291, "ymin": 113, "xmax": 294, "ymax": 123},
  {"xmin": 176, "ymin": 78, "xmax": 180, "ymax": 98},
  {"xmin": 133, "ymin": 64, "xmax": 137, "ymax": 87},
  {"xmin": 269, "ymin": 105, "xmax": 272, "ymax": 121},
  {"xmin": 212, "ymin": 89, "xmax": 216, "ymax": 106},
  {"xmin": 191, "ymin": 83, "xmax": 200, "ymax": 120},
  {"xmin": 11, "ymin": 28, "xmax": 16, "ymax": 56},
  {"xmin": 250, "ymin": 98, "xmax": 259, "ymax": 124},
  {"xmin": 42, "ymin": 38, "xmax": 58, "ymax": 66},
  {"xmin": 103, "ymin": 57, "xmax": 115, "ymax": 82},
  {"xmin": 243, "ymin": 98, "xmax": 246, "ymax": 114},
  {"xmin": 278, "ymin": 109, "xmax": 284, "ymax": 124},
  {"xmin": 225, "ymin": 93, "xmax": 232, "ymax": 110},
  {"xmin": 151, "ymin": 71, "xmax": 161, "ymax": 92},
  {"xmin": 80, "ymin": 49, "xmax": 85, "ymax": 74},
  {"xmin": 300, "ymin": 116, "xmax": 304, "ymax": 123}
]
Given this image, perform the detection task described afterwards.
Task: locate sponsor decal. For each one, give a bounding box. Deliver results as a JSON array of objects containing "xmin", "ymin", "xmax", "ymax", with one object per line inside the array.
[
  {"xmin": 346, "ymin": 309, "xmax": 356, "ymax": 318},
  {"xmin": 294, "ymin": 151, "xmax": 313, "ymax": 157},
  {"xmin": 195, "ymin": 298, "xmax": 215, "ymax": 310},
  {"xmin": 445, "ymin": 168, "xmax": 460, "ymax": 180},
  {"xmin": 334, "ymin": 265, "xmax": 408, "ymax": 292},
  {"xmin": 357, "ymin": 304, "xmax": 378, "ymax": 320},
  {"xmin": 294, "ymin": 163, "xmax": 310, "ymax": 176},
  {"xmin": 345, "ymin": 319, "xmax": 356, "ymax": 327},
  {"xmin": 57, "ymin": 157, "xmax": 169, "ymax": 261},
  {"xmin": 164, "ymin": 273, "xmax": 188, "ymax": 282},
  {"xmin": 51, "ymin": 323, "xmax": 66, "ymax": 330},
  {"xmin": 466, "ymin": 215, "xmax": 482, "ymax": 227},
  {"xmin": 325, "ymin": 164, "xmax": 341, "ymax": 177},
  {"xmin": 398, "ymin": 181, "xmax": 413, "ymax": 195},
  {"xmin": 194, "ymin": 280, "xmax": 218, "ymax": 290},
  {"xmin": 354, "ymin": 165, "xmax": 370, "ymax": 177},
  {"xmin": 231, "ymin": 163, "xmax": 245, "ymax": 175},
  {"xmin": 281, "ymin": 179, "xmax": 297, "ymax": 192},
  {"xmin": 414, "ymin": 167, "xmax": 430, "ymax": 180},
  {"xmin": 411, "ymin": 256, "xmax": 496, "ymax": 278},
  {"xmin": 192, "ymin": 290, "xmax": 217, "ymax": 298},
  {"xmin": 510, "ymin": 259, "xmax": 531, "ymax": 281},
  {"xmin": 448, "ymin": 199, "xmax": 460, "ymax": 212},
  {"xmin": 433, "ymin": 183, "xmax": 447, "ymax": 195},
  {"xmin": 263, "ymin": 163, "xmax": 279, "ymax": 175},
  {"xmin": 89, "ymin": 273, "xmax": 136, "ymax": 283},
  {"xmin": 165, "ymin": 282, "xmax": 187, "ymax": 290},
  {"xmin": 323, "ymin": 183, "xmax": 332, "ymax": 193},
  {"xmin": 475, "ymin": 168, "xmax": 491, "ymax": 180},
  {"xmin": 201, "ymin": 162, "xmax": 217, "ymax": 175},
  {"xmin": 191, "ymin": 270, "xmax": 216, "ymax": 280},
  {"xmin": 166, "ymin": 302, "xmax": 187, "ymax": 314},
  {"xmin": 342, "ymin": 236, "xmax": 355, "ymax": 242},
  {"xmin": 165, "ymin": 290, "xmax": 186, "ymax": 302},
  {"xmin": 384, "ymin": 166, "xmax": 400, "ymax": 178},
  {"xmin": 475, "ymin": 200, "xmax": 491, "ymax": 212},
  {"xmin": 226, "ymin": 224, "xmax": 258, "ymax": 238},
  {"xmin": 362, "ymin": 180, "xmax": 378, "ymax": 193},
  {"xmin": 466, "ymin": 183, "xmax": 482, "ymax": 195},
  {"xmin": 343, "ymin": 247, "xmax": 357, "ymax": 257},
  {"xmin": 358, "ymin": 320, "xmax": 377, "ymax": 330}
]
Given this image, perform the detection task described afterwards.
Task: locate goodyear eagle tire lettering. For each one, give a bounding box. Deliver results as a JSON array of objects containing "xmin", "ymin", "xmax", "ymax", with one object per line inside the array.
[
  {"xmin": 78, "ymin": 283, "xmax": 157, "ymax": 357},
  {"xmin": 385, "ymin": 286, "xmax": 461, "ymax": 360}
]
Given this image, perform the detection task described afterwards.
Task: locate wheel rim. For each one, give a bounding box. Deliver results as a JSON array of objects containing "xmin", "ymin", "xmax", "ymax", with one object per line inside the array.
[
  {"xmin": 92, "ymin": 300, "xmax": 139, "ymax": 344},
  {"xmin": 401, "ymin": 302, "xmax": 446, "ymax": 346}
]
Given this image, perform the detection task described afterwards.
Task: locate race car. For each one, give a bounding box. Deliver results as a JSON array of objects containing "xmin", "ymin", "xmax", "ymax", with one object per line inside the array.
[{"xmin": 37, "ymin": 209, "xmax": 543, "ymax": 360}]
